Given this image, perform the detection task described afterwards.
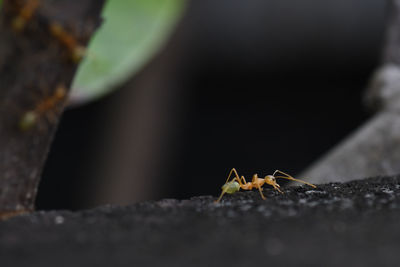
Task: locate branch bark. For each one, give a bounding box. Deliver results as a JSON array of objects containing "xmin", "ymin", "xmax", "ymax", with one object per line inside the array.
[{"xmin": 0, "ymin": 0, "xmax": 104, "ymax": 219}]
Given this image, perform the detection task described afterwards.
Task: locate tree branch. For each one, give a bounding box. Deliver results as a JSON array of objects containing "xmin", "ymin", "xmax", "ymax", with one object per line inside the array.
[{"xmin": 0, "ymin": 0, "xmax": 104, "ymax": 219}]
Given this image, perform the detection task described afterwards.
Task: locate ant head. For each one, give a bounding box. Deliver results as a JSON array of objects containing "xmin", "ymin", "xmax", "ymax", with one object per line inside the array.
[{"xmin": 264, "ymin": 175, "xmax": 277, "ymax": 186}]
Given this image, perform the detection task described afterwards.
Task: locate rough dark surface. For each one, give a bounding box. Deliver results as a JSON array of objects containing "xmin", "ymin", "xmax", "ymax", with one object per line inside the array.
[{"xmin": 2, "ymin": 176, "xmax": 400, "ymax": 266}]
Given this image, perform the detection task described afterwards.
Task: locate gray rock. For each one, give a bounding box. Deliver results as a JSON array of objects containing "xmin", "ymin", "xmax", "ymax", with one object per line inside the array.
[{"xmin": 302, "ymin": 111, "xmax": 400, "ymax": 183}]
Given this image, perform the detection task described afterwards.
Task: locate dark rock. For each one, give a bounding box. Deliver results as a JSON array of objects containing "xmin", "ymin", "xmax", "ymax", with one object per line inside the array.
[{"xmin": 2, "ymin": 175, "xmax": 400, "ymax": 266}]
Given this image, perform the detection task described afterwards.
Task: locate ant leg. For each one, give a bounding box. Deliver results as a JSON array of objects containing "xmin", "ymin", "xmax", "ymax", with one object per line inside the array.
[
  {"xmin": 257, "ymin": 184, "xmax": 266, "ymax": 200},
  {"xmin": 273, "ymin": 170, "xmax": 316, "ymax": 188},
  {"xmin": 224, "ymin": 168, "xmax": 247, "ymax": 186},
  {"xmin": 215, "ymin": 168, "xmax": 243, "ymax": 203},
  {"xmin": 216, "ymin": 189, "xmax": 228, "ymax": 203},
  {"xmin": 225, "ymin": 168, "xmax": 240, "ymax": 183},
  {"xmin": 240, "ymin": 176, "xmax": 248, "ymax": 185},
  {"xmin": 273, "ymin": 184, "xmax": 284, "ymax": 194}
]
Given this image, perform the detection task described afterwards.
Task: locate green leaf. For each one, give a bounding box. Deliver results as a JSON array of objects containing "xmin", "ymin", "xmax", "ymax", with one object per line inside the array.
[{"xmin": 70, "ymin": 0, "xmax": 186, "ymax": 105}]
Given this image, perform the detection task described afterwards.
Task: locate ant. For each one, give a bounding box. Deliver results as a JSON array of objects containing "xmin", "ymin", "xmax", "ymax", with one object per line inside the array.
[
  {"xmin": 215, "ymin": 168, "xmax": 316, "ymax": 203},
  {"xmin": 49, "ymin": 22, "xmax": 86, "ymax": 63},
  {"xmin": 7, "ymin": 0, "xmax": 85, "ymax": 62},
  {"xmin": 11, "ymin": 0, "xmax": 40, "ymax": 32},
  {"xmin": 19, "ymin": 85, "xmax": 67, "ymax": 131}
]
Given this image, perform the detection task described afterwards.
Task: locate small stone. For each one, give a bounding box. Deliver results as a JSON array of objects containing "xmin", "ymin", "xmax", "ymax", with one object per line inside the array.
[{"xmin": 54, "ymin": 216, "xmax": 64, "ymax": 225}]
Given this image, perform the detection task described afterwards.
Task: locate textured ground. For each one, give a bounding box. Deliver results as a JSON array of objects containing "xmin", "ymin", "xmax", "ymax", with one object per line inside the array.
[{"xmin": 2, "ymin": 176, "xmax": 400, "ymax": 267}]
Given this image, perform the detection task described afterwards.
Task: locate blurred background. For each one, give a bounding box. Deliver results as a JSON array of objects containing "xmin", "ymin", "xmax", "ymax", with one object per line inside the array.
[{"xmin": 36, "ymin": 0, "xmax": 386, "ymax": 210}]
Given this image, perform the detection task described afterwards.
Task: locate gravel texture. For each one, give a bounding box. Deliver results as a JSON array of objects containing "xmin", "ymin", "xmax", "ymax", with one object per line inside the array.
[{"xmin": 2, "ymin": 176, "xmax": 400, "ymax": 266}]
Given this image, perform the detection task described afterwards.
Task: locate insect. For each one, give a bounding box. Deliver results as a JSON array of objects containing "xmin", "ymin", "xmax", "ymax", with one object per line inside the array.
[
  {"xmin": 11, "ymin": 0, "xmax": 40, "ymax": 32},
  {"xmin": 49, "ymin": 22, "xmax": 86, "ymax": 63},
  {"xmin": 19, "ymin": 85, "xmax": 67, "ymax": 131},
  {"xmin": 215, "ymin": 168, "xmax": 316, "ymax": 202}
]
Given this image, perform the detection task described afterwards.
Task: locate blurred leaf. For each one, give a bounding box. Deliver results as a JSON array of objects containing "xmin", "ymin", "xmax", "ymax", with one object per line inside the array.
[{"xmin": 70, "ymin": 0, "xmax": 186, "ymax": 105}]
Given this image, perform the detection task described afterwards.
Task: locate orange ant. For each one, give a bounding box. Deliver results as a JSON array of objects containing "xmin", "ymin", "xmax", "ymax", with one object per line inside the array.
[
  {"xmin": 215, "ymin": 168, "xmax": 316, "ymax": 202},
  {"xmin": 8, "ymin": 0, "xmax": 85, "ymax": 62},
  {"xmin": 49, "ymin": 22, "xmax": 86, "ymax": 63},
  {"xmin": 19, "ymin": 85, "xmax": 67, "ymax": 131},
  {"xmin": 11, "ymin": 0, "xmax": 40, "ymax": 32}
]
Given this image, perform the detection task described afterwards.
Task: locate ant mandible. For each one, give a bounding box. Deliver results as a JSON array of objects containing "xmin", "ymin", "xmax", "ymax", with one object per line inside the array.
[{"xmin": 215, "ymin": 168, "xmax": 316, "ymax": 202}]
